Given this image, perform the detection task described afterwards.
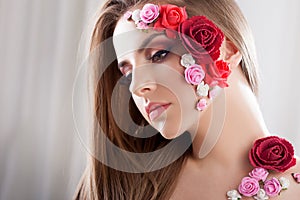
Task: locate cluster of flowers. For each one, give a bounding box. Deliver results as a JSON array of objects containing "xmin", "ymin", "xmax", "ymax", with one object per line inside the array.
[
  {"xmin": 124, "ymin": 3, "xmax": 231, "ymax": 110},
  {"xmin": 227, "ymin": 136, "xmax": 298, "ymax": 200}
]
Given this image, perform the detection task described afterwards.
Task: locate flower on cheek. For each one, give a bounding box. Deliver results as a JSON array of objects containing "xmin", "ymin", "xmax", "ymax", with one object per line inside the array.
[
  {"xmin": 178, "ymin": 15, "xmax": 224, "ymax": 63},
  {"xmin": 184, "ymin": 64, "xmax": 205, "ymax": 85},
  {"xmin": 249, "ymin": 136, "xmax": 296, "ymax": 172},
  {"xmin": 238, "ymin": 177, "xmax": 260, "ymax": 197},
  {"xmin": 154, "ymin": 4, "xmax": 188, "ymax": 39},
  {"xmin": 249, "ymin": 167, "xmax": 269, "ymax": 182},
  {"xmin": 264, "ymin": 178, "xmax": 282, "ymax": 197},
  {"xmin": 140, "ymin": 3, "xmax": 160, "ymax": 24},
  {"xmin": 204, "ymin": 60, "xmax": 231, "ymax": 88}
]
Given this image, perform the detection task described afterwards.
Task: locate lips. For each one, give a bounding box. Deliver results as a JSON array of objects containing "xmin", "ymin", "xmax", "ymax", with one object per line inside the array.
[{"xmin": 145, "ymin": 103, "xmax": 171, "ymax": 121}]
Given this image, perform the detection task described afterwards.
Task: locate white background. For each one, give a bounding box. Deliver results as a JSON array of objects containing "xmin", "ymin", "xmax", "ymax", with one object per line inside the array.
[{"xmin": 0, "ymin": 0, "xmax": 299, "ymax": 199}]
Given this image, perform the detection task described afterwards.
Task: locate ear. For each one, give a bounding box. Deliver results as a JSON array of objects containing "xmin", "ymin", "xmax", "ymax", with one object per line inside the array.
[{"xmin": 219, "ymin": 37, "xmax": 242, "ymax": 69}]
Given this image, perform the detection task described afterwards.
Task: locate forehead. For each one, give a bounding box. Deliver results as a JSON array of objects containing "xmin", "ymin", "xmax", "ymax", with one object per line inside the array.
[{"xmin": 113, "ymin": 17, "xmax": 161, "ymax": 58}]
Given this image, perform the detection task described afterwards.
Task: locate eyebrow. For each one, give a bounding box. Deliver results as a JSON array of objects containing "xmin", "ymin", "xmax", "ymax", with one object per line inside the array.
[{"xmin": 117, "ymin": 32, "xmax": 166, "ymax": 68}]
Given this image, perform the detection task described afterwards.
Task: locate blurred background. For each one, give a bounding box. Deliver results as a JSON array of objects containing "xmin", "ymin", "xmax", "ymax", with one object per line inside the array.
[{"xmin": 0, "ymin": 0, "xmax": 300, "ymax": 199}]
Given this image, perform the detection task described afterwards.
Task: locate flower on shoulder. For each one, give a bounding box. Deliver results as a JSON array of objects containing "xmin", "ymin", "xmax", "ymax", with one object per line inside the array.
[
  {"xmin": 292, "ymin": 173, "xmax": 300, "ymax": 183},
  {"xmin": 254, "ymin": 189, "xmax": 269, "ymax": 200},
  {"xmin": 249, "ymin": 136, "xmax": 296, "ymax": 172},
  {"xmin": 279, "ymin": 177, "xmax": 290, "ymax": 190},
  {"xmin": 226, "ymin": 189, "xmax": 242, "ymax": 200},
  {"xmin": 264, "ymin": 178, "xmax": 282, "ymax": 197},
  {"xmin": 249, "ymin": 167, "xmax": 269, "ymax": 182},
  {"xmin": 238, "ymin": 177, "xmax": 260, "ymax": 197}
]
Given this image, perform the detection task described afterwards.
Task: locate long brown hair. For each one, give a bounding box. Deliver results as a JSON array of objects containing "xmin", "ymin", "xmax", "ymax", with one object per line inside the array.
[{"xmin": 74, "ymin": 0, "xmax": 259, "ymax": 199}]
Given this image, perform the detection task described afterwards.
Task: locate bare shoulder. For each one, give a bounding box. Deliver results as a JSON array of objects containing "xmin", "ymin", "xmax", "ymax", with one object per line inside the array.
[{"xmin": 272, "ymin": 157, "xmax": 300, "ymax": 199}]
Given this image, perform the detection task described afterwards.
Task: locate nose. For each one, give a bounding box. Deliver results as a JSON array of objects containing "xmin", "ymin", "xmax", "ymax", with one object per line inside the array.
[{"xmin": 131, "ymin": 82, "xmax": 157, "ymax": 97}]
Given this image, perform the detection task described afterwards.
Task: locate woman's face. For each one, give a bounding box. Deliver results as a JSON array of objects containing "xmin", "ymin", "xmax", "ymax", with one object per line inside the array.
[{"xmin": 113, "ymin": 17, "xmax": 202, "ymax": 139}]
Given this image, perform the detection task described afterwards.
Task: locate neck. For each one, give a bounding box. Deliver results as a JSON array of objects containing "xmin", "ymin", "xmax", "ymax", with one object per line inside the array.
[{"xmin": 190, "ymin": 66, "xmax": 270, "ymax": 171}]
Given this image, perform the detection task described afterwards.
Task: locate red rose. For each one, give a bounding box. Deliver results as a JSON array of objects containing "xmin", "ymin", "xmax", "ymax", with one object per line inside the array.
[
  {"xmin": 249, "ymin": 136, "xmax": 296, "ymax": 172},
  {"xmin": 178, "ymin": 16, "xmax": 224, "ymax": 63},
  {"xmin": 204, "ymin": 60, "xmax": 231, "ymax": 88},
  {"xmin": 153, "ymin": 4, "xmax": 187, "ymax": 39}
]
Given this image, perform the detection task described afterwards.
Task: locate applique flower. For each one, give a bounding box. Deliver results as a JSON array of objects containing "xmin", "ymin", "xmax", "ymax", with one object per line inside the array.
[
  {"xmin": 279, "ymin": 177, "xmax": 290, "ymax": 190},
  {"xmin": 196, "ymin": 81, "xmax": 209, "ymax": 97},
  {"xmin": 178, "ymin": 15, "xmax": 224, "ymax": 63},
  {"xmin": 124, "ymin": 11, "xmax": 132, "ymax": 20},
  {"xmin": 254, "ymin": 189, "xmax": 269, "ymax": 200},
  {"xmin": 249, "ymin": 136, "xmax": 296, "ymax": 172},
  {"xmin": 131, "ymin": 9, "xmax": 142, "ymax": 23},
  {"xmin": 292, "ymin": 173, "xmax": 300, "ymax": 183},
  {"xmin": 249, "ymin": 168, "xmax": 269, "ymax": 182},
  {"xmin": 204, "ymin": 60, "xmax": 231, "ymax": 88},
  {"xmin": 180, "ymin": 53, "xmax": 195, "ymax": 68},
  {"xmin": 140, "ymin": 4, "xmax": 160, "ymax": 24},
  {"xmin": 154, "ymin": 4, "xmax": 187, "ymax": 39},
  {"xmin": 264, "ymin": 178, "xmax": 282, "ymax": 197},
  {"xmin": 136, "ymin": 21, "xmax": 149, "ymax": 29},
  {"xmin": 196, "ymin": 99, "xmax": 207, "ymax": 111},
  {"xmin": 238, "ymin": 177, "xmax": 260, "ymax": 197},
  {"xmin": 184, "ymin": 64, "xmax": 205, "ymax": 85},
  {"xmin": 227, "ymin": 190, "xmax": 242, "ymax": 200}
]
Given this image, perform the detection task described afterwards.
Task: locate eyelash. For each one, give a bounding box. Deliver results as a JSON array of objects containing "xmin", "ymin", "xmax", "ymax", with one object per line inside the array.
[{"xmin": 119, "ymin": 48, "xmax": 171, "ymax": 80}]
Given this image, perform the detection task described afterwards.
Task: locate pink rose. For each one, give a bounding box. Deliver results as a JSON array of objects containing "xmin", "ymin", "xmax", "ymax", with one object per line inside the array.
[
  {"xmin": 196, "ymin": 99, "xmax": 207, "ymax": 111},
  {"xmin": 238, "ymin": 177, "xmax": 260, "ymax": 197},
  {"xmin": 264, "ymin": 178, "xmax": 282, "ymax": 197},
  {"xmin": 124, "ymin": 11, "xmax": 132, "ymax": 20},
  {"xmin": 140, "ymin": 3, "xmax": 159, "ymax": 24},
  {"xmin": 292, "ymin": 173, "xmax": 300, "ymax": 183},
  {"xmin": 136, "ymin": 21, "xmax": 148, "ymax": 29},
  {"xmin": 184, "ymin": 64, "xmax": 205, "ymax": 85},
  {"xmin": 249, "ymin": 167, "xmax": 269, "ymax": 182}
]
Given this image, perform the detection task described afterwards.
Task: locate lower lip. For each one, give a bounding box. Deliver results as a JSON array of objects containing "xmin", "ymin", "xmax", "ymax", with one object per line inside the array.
[{"xmin": 149, "ymin": 104, "xmax": 171, "ymax": 121}]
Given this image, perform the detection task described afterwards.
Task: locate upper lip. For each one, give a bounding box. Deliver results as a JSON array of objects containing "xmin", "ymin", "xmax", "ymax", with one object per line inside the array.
[{"xmin": 145, "ymin": 102, "xmax": 170, "ymax": 115}]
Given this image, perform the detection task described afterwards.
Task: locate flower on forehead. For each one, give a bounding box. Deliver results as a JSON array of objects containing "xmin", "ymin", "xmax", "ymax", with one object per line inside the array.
[
  {"xmin": 204, "ymin": 60, "xmax": 231, "ymax": 88},
  {"xmin": 184, "ymin": 64, "xmax": 205, "ymax": 85},
  {"xmin": 180, "ymin": 53, "xmax": 195, "ymax": 68},
  {"xmin": 140, "ymin": 3, "xmax": 160, "ymax": 24},
  {"xmin": 264, "ymin": 178, "xmax": 282, "ymax": 197},
  {"xmin": 178, "ymin": 15, "xmax": 224, "ymax": 63},
  {"xmin": 196, "ymin": 81, "xmax": 209, "ymax": 97},
  {"xmin": 196, "ymin": 99, "xmax": 207, "ymax": 111},
  {"xmin": 249, "ymin": 136, "xmax": 296, "ymax": 172},
  {"xmin": 131, "ymin": 9, "xmax": 142, "ymax": 24},
  {"xmin": 154, "ymin": 4, "xmax": 188, "ymax": 39}
]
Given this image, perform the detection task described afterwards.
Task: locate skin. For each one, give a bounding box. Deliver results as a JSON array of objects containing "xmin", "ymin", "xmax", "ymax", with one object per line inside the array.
[{"xmin": 113, "ymin": 14, "xmax": 300, "ymax": 199}]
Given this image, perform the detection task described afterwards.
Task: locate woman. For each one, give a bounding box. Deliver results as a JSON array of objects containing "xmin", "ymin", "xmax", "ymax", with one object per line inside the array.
[{"xmin": 74, "ymin": 0, "xmax": 300, "ymax": 199}]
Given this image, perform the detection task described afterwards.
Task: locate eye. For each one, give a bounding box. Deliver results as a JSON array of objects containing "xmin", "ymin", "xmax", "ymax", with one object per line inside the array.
[{"xmin": 150, "ymin": 49, "xmax": 170, "ymax": 63}]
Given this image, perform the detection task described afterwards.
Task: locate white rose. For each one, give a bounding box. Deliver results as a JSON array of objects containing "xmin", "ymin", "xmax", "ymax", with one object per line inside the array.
[
  {"xmin": 227, "ymin": 190, "xmax": 241, "ymax": 200},
  {"xmin": 180, "ymin": 53, "xmax": 195, "ymax": 68},
  {"xmin": 196, "ymin": 81, "xmax": 209, "ymax": 97},
  {"xmin": 254, "ymin": 189, "xmax": 269, "ymax": 200},
  {"xmin": 279, "ymin": 177, "xmax": 290, "ymax": 190},
  {"xmin": 131, "ymin": 9, "xmax": 141, "ymax": 23}
]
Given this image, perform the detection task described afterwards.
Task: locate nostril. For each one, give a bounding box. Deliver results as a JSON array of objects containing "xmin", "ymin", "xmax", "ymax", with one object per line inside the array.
[{"xmin": 134, "ymin": 82, "xmax": 157, "ymax": 96}]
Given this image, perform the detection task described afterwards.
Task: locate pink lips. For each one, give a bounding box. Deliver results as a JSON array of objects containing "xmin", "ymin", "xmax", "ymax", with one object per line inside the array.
[{"xmin": 145, "ymin": 103, "xmax": 171, "ymax": 121}]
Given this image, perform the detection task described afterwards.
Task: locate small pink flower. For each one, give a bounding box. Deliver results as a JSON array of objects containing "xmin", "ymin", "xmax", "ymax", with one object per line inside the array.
[
  {"xmin": 140, "ymin": 3, "xmax": 160, "ymax": 24},
  {"xmin": 238, "ymin": 177, "xmax": 260, "ymax": 197},
  {"xmin": 124, "ymin": 11, "xmax": 132, "ymax": 20},
  {"xmin": 136, "ymin": 21, "xmax": 149, "ymax": 29},
  {"xmin": 292, "ymin": 173, "xmax": 300, "ymax": 183},
  {"xmin": 184, "ymin": 64, "xmax": 205, "ymax": 85},
  {"xmin": 264, "ymin": 177, "xmax": 282, "ymax": 197},
  {"xmin": 249, "ymin": 167, "xmax": 269, "ymax": 182},
  {"xmin": 196, "ymin": 99, "xmax": 207, "ymax": 111}
]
